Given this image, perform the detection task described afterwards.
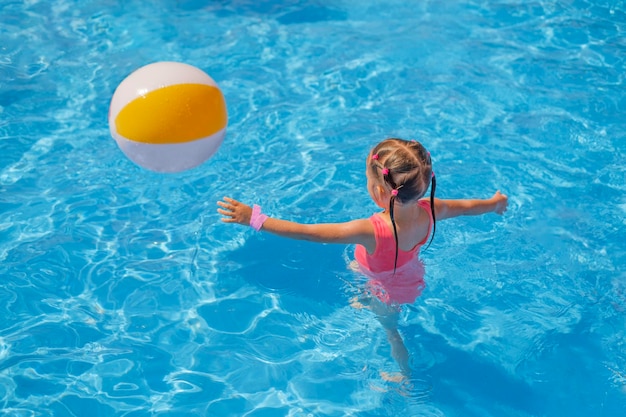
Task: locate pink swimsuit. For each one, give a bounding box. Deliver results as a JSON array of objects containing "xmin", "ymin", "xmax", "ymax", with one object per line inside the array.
[{"xmin": 354, "ymin": 200, "xmax": 433, "ymax": 305}]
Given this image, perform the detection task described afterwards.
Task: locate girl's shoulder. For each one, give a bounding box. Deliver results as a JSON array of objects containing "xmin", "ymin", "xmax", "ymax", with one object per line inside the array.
[
  {"xmin": 417, "ymin": 198, "xmax": 432, "ymax": 210},
  {"xmin": 340, "ymin": 217, "xmax": 377, "ymax": 235}
]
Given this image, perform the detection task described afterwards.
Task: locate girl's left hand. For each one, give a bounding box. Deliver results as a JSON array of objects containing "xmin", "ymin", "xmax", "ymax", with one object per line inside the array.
[
  {"xmin": 217, "ymin": 197, "xmax": 253, "ymax": 226},
  {"xmin": 491, "ymin": 190, "xmax": 508, "ymax": 215}
]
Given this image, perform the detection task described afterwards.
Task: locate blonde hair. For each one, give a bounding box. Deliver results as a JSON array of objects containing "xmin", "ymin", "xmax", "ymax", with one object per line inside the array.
[{"xmin": 369, "ymin": 138, "xmax": 437, "ymax": 271}]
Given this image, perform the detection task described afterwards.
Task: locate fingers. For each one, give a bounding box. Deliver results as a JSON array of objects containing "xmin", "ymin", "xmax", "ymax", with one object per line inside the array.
[
  {"xmin": 216, "ymin": 200, "xmax": 233, "ymax": 213},
  {"xmin": 218, "ymin": 196, "xmax": 236, "ymax": 207},
  {"xmin": 217, "ymin": 197, "xmax": 236, "ymax": 221},
  {"xmin": 217, "ymin": 196, "xmax": 241, "ymax": 212},
  {"xmin": 216, "ymin": 208, "xmax": 232, "ymax": 216},
  {"xmin": 216, "ymin": 201, "xmax": 232, "ymax": 211},
  {"xmin": 217, "ymin": 196, "xmax": 250, "ymax": 225},
  {"xmin": 491, "ymin": 190, "xmax": 509, "ymax": 215}
]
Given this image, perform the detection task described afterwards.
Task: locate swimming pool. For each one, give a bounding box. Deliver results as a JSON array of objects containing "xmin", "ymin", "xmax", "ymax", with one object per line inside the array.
[{"xmin": 1, "ymin": 0, "xmax": 625, "ymax": 415}]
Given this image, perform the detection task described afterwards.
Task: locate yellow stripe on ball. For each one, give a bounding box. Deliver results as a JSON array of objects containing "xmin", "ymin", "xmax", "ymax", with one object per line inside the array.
[{"xmin": 115, "ymin": 83, "xmax": 227, "ymax": 144}]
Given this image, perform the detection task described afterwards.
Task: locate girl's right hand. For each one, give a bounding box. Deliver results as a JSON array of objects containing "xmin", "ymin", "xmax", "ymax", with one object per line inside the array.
[
  {"xmin": 217, "ymin": 197, "xmax": 253, "ymax": 226},
  {"xmin": 491, "ymin": 191, "xmax": 508, "ymax": 215}
]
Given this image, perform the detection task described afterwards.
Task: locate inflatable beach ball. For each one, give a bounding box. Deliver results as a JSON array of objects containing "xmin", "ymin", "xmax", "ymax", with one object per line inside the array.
[{"xmin": 108, "ymin": 62, "xmax": 227, "ymax": 173}]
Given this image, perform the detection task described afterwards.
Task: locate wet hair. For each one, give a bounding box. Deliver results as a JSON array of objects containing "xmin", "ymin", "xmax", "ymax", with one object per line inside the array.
[{"xmin": 369, "ymin": 138, "xmax": 437, "ymax": 272}]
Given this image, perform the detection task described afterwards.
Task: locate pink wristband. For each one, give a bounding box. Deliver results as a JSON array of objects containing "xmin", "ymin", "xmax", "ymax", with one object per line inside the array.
[{"xmin": 250, "ymin": 204, "xmax": 269, "ymax": 231}]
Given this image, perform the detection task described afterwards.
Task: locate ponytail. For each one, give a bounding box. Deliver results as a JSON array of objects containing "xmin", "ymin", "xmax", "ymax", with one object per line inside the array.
[
  {"xmin": 369, "ymin": 138, "xmax": 437, "ymax": 274},
  {"xmin": 425, "ymin": 173, "xmax": 436, "ymax": 249},
  {"xmin": 389, "ymin": 194, "xmax": 399, "ymax": 274}
]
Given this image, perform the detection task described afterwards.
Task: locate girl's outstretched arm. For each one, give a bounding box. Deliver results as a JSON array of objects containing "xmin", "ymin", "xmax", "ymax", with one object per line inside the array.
[
  {"xmin": 433, "ymin": 191, "xmax": 508, "ymax": 220},
  {"xmin": 217, "ymin": 197, "xmax": 375, "ymax": 249}
]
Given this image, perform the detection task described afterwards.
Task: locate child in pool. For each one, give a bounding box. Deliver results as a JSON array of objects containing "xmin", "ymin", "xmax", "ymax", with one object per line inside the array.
[{"xmin": 217, "ymin": 138, "xmax": 508, "ymax": 377}]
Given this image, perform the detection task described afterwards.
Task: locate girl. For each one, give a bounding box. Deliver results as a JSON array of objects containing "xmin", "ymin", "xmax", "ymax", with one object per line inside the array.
[{"xmin": 217, "ymin": 138, "xmax": 508, "ymax": 377}]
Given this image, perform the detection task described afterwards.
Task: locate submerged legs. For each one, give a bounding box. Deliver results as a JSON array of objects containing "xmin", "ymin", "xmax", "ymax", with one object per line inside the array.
[
  {"xmin": 368, "ymin": 297, "xmax": 412, "ymax": 378},
  {"xmin": 384, "ymin": 327, "xmax": 411, "ymax": 377}
]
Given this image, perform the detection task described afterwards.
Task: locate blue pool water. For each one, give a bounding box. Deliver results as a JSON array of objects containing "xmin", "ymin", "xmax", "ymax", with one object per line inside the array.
[{"xmin": 1, "ymin": 0, "xmax": 625, "ymax": 415}]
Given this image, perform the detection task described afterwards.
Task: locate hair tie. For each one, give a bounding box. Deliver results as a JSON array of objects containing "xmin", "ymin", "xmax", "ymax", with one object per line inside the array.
[
  {"xmin": 381, "ymin": 168, "xmax": 389, "ymax": 175},
  {"xmin": 391, "ymin": 189, "xmax": 399, "ymax": 196},
  {"xmin": 372, "ymin": 154, "xmax": 379, "ymax": 160},
  {"xmin": 432, "ymin": 171, "xmax": 435, "ymax": 178}
]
